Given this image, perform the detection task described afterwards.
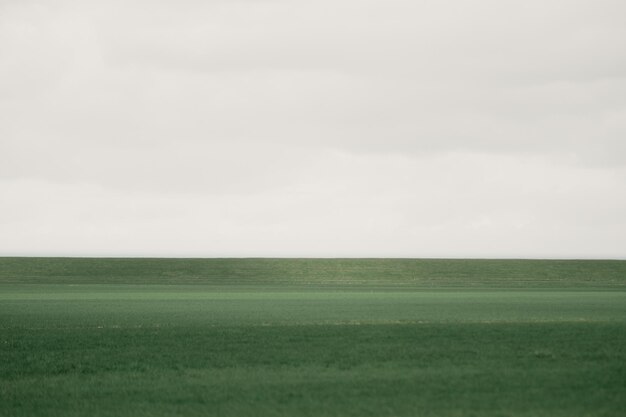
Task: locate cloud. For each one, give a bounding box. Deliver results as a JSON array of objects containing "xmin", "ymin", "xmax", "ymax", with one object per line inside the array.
[
  {"xmin": 2, "ymin": 0, "xmax": 625, "ymax": 171},
  {"xmin": 1, "ymin": 152, "xmax": 624, "ymax": 257},
  {"xmin": 1, "ymin": 0, "xmax": 625, "ymax": 256}
]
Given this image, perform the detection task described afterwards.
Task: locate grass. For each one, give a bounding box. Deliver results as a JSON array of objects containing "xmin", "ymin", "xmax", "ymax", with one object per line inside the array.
[
  {"xmin": 1, "ymin": 257, "xmax": 625, "ymax": 288},
  {"xmin": 1, "ymin": 258, "xmax": 625, "ymax": 416}
]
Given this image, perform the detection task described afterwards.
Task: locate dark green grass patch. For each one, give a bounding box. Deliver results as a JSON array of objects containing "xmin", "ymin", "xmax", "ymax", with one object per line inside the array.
[
  {"xmin": 1, "ymin": 285, "xmax": 626, "ymax": 416},
  {"xmin": 2, "ymin": 321, "xmax": 625, "ymax": 417}
]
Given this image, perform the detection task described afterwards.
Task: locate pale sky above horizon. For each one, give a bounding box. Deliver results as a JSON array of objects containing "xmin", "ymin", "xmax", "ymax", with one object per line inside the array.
[{"xmin": 1, "ymin": 0, "xmax": 625, "ymax": 258}]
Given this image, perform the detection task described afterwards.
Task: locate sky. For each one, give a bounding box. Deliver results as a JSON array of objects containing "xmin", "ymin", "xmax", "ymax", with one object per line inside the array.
[{"xmin": 1, "ymin": 0, "xmax": 625, "ymax": 258}]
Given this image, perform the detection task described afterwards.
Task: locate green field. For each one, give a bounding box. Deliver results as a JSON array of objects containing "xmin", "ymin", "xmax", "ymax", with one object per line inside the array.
[{"xmin": 1, "ymin": 258, "xmax": 625, "ymax": 416}]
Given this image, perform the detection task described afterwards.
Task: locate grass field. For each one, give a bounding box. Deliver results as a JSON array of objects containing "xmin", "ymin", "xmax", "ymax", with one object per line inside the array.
[{"xmin": 1, "ymin": 258, "xmax": 625, "ymax": 416}]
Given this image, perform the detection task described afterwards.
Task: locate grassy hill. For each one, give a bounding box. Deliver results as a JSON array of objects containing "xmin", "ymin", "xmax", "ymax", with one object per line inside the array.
[
  {"xmin": 2, "ymin": 257, "xmax": 625, "ymax": 416},
  {"xmin": 1, "ymin": 257, "xmax": 625, "ymax": 287}
]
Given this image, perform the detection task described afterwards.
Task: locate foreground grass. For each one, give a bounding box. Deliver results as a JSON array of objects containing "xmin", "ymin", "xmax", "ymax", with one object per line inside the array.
[
  {"xmin": 1, "ymin": 258, "xmax": 625, "ymax": 416},
  {"xmin": 2, "ymin": 285, "xmax": 626, "ymax": 417},
  {"xmin": 3, "ymin": 323, "xmax": 625, "ymax": 417}
]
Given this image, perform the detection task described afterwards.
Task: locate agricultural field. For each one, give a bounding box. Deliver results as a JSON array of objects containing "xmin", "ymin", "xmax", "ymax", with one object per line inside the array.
[{"xmin": 1, "ymin": 258, "xmax": 625, "ymax": 416}]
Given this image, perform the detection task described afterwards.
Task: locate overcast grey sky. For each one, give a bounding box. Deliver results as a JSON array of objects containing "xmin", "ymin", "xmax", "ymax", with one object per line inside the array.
[{"xmin": 1, "ymin": 0, "xmax": 625, "ymax": 258}]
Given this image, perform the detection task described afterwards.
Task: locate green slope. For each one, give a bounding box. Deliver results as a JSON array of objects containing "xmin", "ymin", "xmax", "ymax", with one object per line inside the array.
[
  {"xmin": 1, "ymin": 257, "xmax": 625, "ymax": 287},
  {"xmin": 1, "ymin": 258, "xmax": 625, "ymax": 416}
]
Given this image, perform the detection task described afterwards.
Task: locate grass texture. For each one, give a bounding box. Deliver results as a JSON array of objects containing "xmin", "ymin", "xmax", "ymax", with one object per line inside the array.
[
  {"xmin": 1, "ymin": 257, "xmax": 625, "ymax": 288},
  {"xmin": 1, "ymin": 258, "xmax": 625, "ymax": 416}
]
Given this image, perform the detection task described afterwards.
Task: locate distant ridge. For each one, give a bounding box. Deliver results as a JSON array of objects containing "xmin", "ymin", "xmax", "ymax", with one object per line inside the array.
[{"xmin": 1, "ymin": 257, "xmax": 624, "ymax": 288}]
